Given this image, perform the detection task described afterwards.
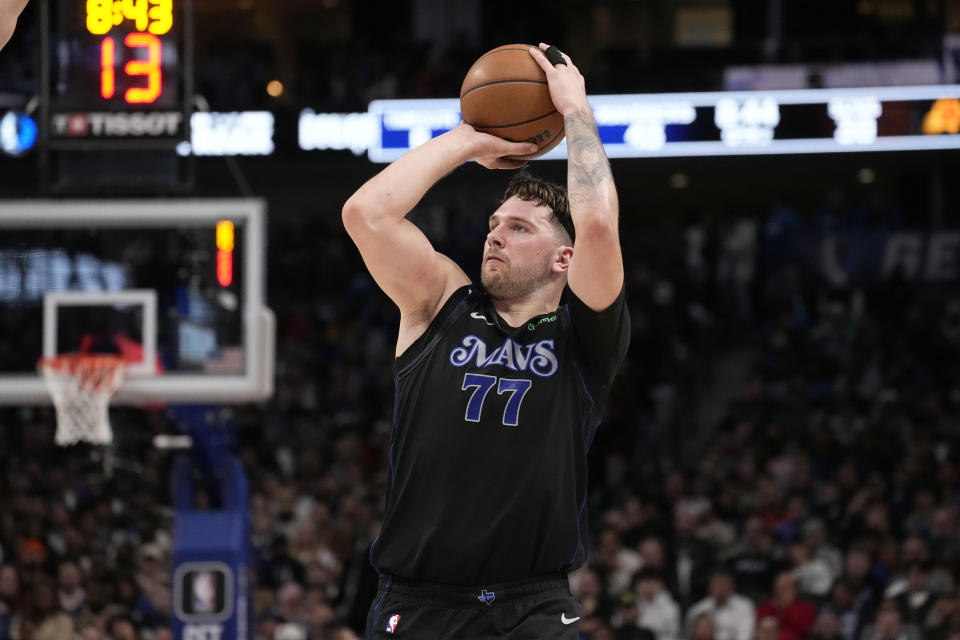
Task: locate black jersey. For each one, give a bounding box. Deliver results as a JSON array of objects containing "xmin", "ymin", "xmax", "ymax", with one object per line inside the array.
[{"xmin": 370, "ymin": 284, "xmax": 630, "ymax": 585}]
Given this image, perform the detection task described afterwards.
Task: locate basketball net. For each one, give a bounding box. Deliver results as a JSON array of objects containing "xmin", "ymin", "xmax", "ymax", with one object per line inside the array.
[{"xmin": 37, "ymin": 354, "xmax": 127, "ymax": 446}]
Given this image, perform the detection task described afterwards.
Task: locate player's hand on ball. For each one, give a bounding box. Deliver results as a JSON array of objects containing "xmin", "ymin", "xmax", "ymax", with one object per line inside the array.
[
  {"xmin": 529, "ymin": 43, "xmax": 590, "ymax": 117},
  {"xmin": 453, "ymin": 123, "xmax": 538, "ymax": 170}
]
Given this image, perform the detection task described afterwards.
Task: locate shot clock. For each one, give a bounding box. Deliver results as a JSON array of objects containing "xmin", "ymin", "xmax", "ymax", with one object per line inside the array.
[{"xmin": 41, "ymin": 0, "xmax": 192, "ymax": 147}]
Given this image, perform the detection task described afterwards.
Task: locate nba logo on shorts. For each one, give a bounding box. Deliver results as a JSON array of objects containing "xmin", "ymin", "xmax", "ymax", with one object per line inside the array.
[
  {"xmin": 385, "ymin": 613, "xmax": 401, "ymax": 634},
  {"xmin": 191, "ymin": 571, "xmax": 216, "ymax": 613}
]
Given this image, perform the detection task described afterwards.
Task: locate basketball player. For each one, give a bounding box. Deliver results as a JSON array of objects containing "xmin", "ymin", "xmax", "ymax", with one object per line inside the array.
[
  {"xmin": 342, "ymin": 43, "xmax": 629, "ymax": 639},
  {"xmin": 0, "ymin": 0, "xmax": 29, "ymax": 51}
]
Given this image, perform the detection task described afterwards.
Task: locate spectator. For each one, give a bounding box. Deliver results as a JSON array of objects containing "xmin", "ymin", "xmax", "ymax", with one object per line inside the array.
[
  {"xmin": 611, "ymin": 591, "xmax": 642, "ymax": 633},
  {"xmin": 841, "ymin": 547, "xmax": 880, "ymax": 628},
  {"xmin": 274, "ymin": 621, "xmax": 308, "ymax": 640},
  {"xmin": 592, "ymin": 625, "xmax": 617, "ymax": 640},
  {"xmin": 0, "ymin": 564, "xmax": 21, "ymax": 639},
  {"xmin": 930, "ymin": 506, "xmax": 960, "ymax": 570},
  {"xmin": 132, "ymin": 543, "xmax": 171, "ymax": 630},
  {"xmin": 788, "ymin": 542, "xmax": 833, "ymax": 598},
  {"xmin": 20, "ymin": 579, "xmax": 73, "ymax": 640},
  {"xmin": 637, "ymin": 537, "xmax": 670, "ymax": 579},
  {"xmin": 154, "ymin": 626, "xmax": 174, "ymax": 640},
  {"xmin": 74, "ymin": 576, "xmax": 112, "ymax": 633},
  {"xmin": 903, "ymin": 490, "xmax": 936, "ymax": 538},
  {"xmin": 898, "ymin": 537, "xmax": 953, "ymax": 595},
  {"xmin": 725, "ymin": 518, "xmax": 782, "ymax": 604},
  {"xmin": 887, "ymin": 563, "xmax": 934, "ymax": 629},
  {"xmin": 75, "ymin": 622, "xmax": 103, "ymax": 640},
  {"xmin": 754, "ymin": 616, "xmax": 780, "ymax": 640},
  {"xmin": 56, "ymin": 560, "xmax": 86, "ymax": 617},
  {"xmin": 688, "ymin": 612, "xmax": 717, "ymax": 640},
  {"xmin": 672, "ymin": 511, "xmax": 717, "ymax": 605},
  {"xmin": 922, "ymin": 592, "xmax": 957, "ymax": 639},
  {"xmin": 305, "ymin": 599, "xmax": 337, "ymax": 638},
  {"xmin": 596, "ymin": 530, "xmax": 645, "ymax": 597},
  {"xmin": 256, "ymin": 613, "xmax": 284, "ymax": 640},
  {"xmin": 756, "ymin": 572, "xmax": 816, "ymax": 640},
  {"xmin": 819, "ymin": 577, "xmax": 867, "ymax": 639},
  {"xmin": 685, "ymin": 570, "xmax": 755, "ymax": 640},
  {"xmin": 260, "ymin": 536, "xmax": 306, "ymax": 590},
  {"xmin": 275, "ymin": 582, "xmax": 307, "ymax": 628},
  {"xmin": 810, "ymin": 611, "xmax": 845, "ymax": 640},
  {"xmin": 572, "ymin": 567, "xmax": 615, "ymax": 622},
  {"xmin": 801, "ymin": 519, "xmax": 843, "ymax": 587},
  {"xmin": 859, "ymin": 600, "xmax": 920, "ymax": 640},
  {"xmin": 320, "ymin": 622, "xmax": 359, "ymax": 640},
  {"xmin": 634, "ymin": 569, "xmax": 681, "ymax": 640},
  {"xmin": 104, "ymin": 614, "xmax": 138, "ymax": 640}
]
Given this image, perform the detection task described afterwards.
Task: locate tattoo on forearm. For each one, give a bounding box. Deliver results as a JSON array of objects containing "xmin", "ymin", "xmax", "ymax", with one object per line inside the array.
[{"xmin": 565, "ymin": 111, "xmax": 613, "ymax": 206}]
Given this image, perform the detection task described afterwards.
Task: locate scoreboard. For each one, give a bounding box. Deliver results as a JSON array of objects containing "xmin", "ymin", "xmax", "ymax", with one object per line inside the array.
[
  {"xmin": 354, "ymin": 85, "xmax": 960, "ymax": 162},
  {"xmin": 41, "ymin": 0, "xmax": 192, "ymax": 151}
]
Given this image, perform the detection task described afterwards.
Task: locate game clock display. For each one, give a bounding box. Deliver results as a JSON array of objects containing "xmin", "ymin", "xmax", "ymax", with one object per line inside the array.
[
  {"xmin": 86, "ymin": 0, "xmax": 173, "ymax": 105},
  {"xmin": 43, "ymin": 0, "xmax": 192, "ymax": 144}
]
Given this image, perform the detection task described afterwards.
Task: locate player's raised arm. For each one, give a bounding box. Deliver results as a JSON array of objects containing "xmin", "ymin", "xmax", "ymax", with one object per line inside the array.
[
  {"xmin": 529, "ymin": 43, "xmax": 623, "ymax": 311},
  {"xmin": 0, "ymin": 0, "xmax": 30, "ymax": 51},
  {"xmin": 341, "ymin": 124, "xmax": 537, "ymax": 323}
]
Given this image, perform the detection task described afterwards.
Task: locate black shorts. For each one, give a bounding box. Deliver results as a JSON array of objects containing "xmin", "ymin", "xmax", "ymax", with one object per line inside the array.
[{"xmin": 364, "ymin": 573, "xmax": 582, "ymax": 640}]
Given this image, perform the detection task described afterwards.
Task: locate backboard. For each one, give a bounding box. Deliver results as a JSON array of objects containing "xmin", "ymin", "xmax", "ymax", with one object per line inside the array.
[{"xmin": 0, "ymin": 199, "xmax": 273, "ymax": 404}]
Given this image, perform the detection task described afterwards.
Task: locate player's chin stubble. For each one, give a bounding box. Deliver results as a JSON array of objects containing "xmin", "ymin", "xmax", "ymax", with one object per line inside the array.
[{"xmin": 480, "ymin": 261, "xmax": 549, "ymax": 301}]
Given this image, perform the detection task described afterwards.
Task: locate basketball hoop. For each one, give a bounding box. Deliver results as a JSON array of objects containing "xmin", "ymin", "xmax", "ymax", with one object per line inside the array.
[{"xmin": 37, "ymin": 354, "xmax": 127, "ymax": 446}]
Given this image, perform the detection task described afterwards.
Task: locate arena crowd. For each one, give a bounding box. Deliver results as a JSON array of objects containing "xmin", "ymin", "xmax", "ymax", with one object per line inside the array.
[{"xmin": 2, "ymin": 188, "xmax": 959, "ymax": 640}]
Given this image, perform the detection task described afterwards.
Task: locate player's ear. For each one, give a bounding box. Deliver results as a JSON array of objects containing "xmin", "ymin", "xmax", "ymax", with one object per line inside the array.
[{"xmin": 552, "ymin": 246, "xmax": 573, "ymax": 273}]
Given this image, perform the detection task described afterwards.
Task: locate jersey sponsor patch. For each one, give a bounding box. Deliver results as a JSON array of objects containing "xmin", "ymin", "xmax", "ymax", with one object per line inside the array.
[{"xmin": 386, "ymin": 613, "xmax": 401, "ymax": 633}]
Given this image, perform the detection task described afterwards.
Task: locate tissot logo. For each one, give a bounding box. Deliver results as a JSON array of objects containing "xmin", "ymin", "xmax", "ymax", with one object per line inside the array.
[{"xmin": 51, "ymin": 112, "xmax": 184, "ymax": 137}]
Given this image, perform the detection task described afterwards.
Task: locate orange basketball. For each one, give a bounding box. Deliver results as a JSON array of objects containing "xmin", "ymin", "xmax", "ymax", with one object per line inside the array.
[{"xmin": 459, "ymin": 44, "xmax": 565, "ymax": 160}]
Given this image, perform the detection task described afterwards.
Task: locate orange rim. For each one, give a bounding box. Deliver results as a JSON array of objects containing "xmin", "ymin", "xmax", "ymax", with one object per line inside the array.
[{"xmin": 37, "ymin": 354, "xmax": 127, "ymax": 390}]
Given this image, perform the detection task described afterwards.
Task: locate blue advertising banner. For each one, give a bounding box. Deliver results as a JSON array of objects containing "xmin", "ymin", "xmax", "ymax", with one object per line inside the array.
[
  {"xmin": 765, "ymin": 229, "xmax": 960, "ymax": 287},
  {"xmin": 172, "ymin": 455, "xmax": 251, "ymax": 640},
  {"xmin": 299, "ymin": 85, "xmax": 960, "ymax": 161}
]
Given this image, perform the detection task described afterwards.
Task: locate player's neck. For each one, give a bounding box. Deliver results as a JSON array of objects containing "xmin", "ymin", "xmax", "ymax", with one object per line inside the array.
[{"xmin": 489, "ymin": 284, "xmax": 563, "ymax": 329}]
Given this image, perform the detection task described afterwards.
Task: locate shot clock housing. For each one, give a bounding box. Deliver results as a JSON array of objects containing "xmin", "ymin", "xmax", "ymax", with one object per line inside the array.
[{"xmin": 39, "ymin": 0, "xmax": 194, "ymax": 192}]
